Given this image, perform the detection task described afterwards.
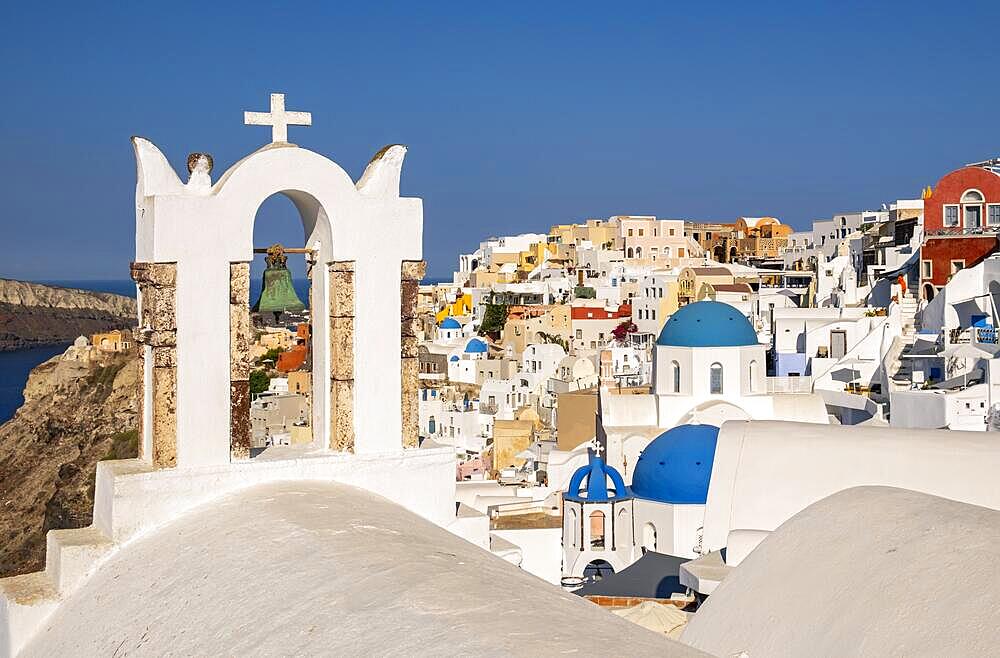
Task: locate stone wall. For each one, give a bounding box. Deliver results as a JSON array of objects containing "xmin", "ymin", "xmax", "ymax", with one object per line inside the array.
[
  {"xmin": 401, "ymin": 261, "xmax": 425, "ymax": 448},
  {"xmin": 130, "ymin": 262, "xmax": 178, "ymax": 468},
  {"xmin": 330, "ymin": 261, "xmax": 356, "ymax": 452},
  {"xmin": 229, "ymin": 263, "xmax": 252, "ymax": 460}
]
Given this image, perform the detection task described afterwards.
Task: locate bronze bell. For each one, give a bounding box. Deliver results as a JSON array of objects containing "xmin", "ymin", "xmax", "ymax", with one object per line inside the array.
[{"xmin": 252, "ymin": 244, "xmax": 306, "ymax": 323}]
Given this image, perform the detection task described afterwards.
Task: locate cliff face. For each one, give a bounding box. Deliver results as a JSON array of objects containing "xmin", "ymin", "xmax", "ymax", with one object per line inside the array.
[
  {"xmin": 0, "ymin": 279, "xmax": 137, "ymax": 351},
  {"xmin": 0, "ymin": 348, "xmax": 140, "ymax": 577}
]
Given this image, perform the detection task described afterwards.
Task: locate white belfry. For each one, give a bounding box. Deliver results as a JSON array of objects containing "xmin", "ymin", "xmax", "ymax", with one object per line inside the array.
[{"xmin": 244, "ymin": 93, "xmax": 312, "ymax": 143}]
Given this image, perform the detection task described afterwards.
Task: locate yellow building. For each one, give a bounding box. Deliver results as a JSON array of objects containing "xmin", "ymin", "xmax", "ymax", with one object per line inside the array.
[
  {"xmin": 733, "ymin": 216, "xmax": 793, "ymax": 260},
  {"xmin": 287, "ymin": 370, "xmax": 311, "ymax": 397},
  {"xmin": 91, "ymin": 329, "xmax": 131, "ymax": 352},
  {"xmin": 502, "ymin": 305, "xmax": 571, "ymax": 355},
  {"xmin": 435, "ymin": 293, "xmax": 474, "ymax": 324},
  {"xmin": 676, "ymin": 266, "xmax": 734, "ymax": 306}
]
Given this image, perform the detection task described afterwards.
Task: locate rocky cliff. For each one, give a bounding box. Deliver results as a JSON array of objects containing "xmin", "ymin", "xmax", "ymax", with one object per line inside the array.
[
  {"xmin": 0, "ymin": 348, "xmax": 139, "ymax": 577},
  {"xmin": 0, "ymin": 279, "xmax": 137, "ymax": 351}
]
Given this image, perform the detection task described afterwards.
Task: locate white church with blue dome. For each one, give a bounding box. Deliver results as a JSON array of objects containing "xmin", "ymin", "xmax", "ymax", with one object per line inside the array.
[
  {"xmin": 597, "ymin": 301, "xmax": 828, "ymax": 514},
  {"xmin": 562, "ymin": 424, "xmax": 721, "ymax": 581}
]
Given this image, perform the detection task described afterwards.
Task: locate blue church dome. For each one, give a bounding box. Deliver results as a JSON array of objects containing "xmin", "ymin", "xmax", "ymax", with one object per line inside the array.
[
  {"xmin": 449, "ymin": 355, "xmax": 459, "ymax": 362},
  {"xmin": 565, "ymin": 452, "xmax": 630, "ymax": 503},
  {"xmin": 465, "ymin": 338, "xmax": 488, "ymax": 353},
  {"xmin": 439, "ymin": 317, "xmax": 461, "ymax": 329},
  {"xmin": 630, "ymin": 424, "xmax": 719, "ymax": 504},
  {"xmin": 656, "ymin": 301, "xmax": 758, "ymax": 348}
]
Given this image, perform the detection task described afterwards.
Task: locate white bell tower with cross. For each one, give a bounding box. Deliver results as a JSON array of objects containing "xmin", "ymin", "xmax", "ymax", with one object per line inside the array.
[{"xmin": 244, "ymin": 92, "xmax": 312, "ymax": 143}]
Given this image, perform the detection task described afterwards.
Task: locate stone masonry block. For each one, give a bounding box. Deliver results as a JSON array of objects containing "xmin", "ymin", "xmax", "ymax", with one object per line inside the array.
[
  {"xmin": 330, "ymin": 379, "xmax": 355, "ymax": 452},
  {"xmin": 401, "ymin": 335, "xmax": 419, "ymax": 358},
  {"xmin": 230, "ymin": 380, "xmax": 251, "ymax": 461},
  {"xmin": 152, "ymin": 346, "xmax": 177, "ymax": 369},
  {"xmin": 229, "ymin": 262, "xmax": 250, "ymax": 305},
  {"xmin": 401, "ymin": 317, "xmax": 421, "ymax": 338},
  {"xmin": 146, "ymin": 263, "xmax": 177, "ymax": 287},
  {"xmin": 330, "ymin": 260, "xmax": 355, "ymax": 273},
  {"xmin": 145, "ymin": 285, "xmax": 177, "ymax": 331},
  {"xmin": 401, "ymin": 356, "xmax": 420, "ymax": 448},
  {"xmin": 230, "ymin": 307, "xmax": 252, "ymax": 380},
  {"xmin": 152, "ymin": 366, "xmax": 177, "ymax": 468},
  {"xmin": 329, "ymin": 270, "xmax": 355, "ymax": 318},
  {"xmin": 400, "ymin": 280, "xmax": 419, "ymax": 319},
  {"xmin": 330, "ymin": 316, "xmax": 354, "ymax": 380},
  {"xmin": 401, "ymin": 260, "xmax": 426, "ymax": 282}
]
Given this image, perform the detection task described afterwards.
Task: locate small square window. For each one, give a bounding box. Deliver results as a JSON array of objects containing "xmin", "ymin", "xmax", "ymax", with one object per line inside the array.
[
  {"xmin": 951, "ymin": 260, "xmax": 965, "ymax": 275},
  {"xmin": 921, "ymin": 260, "xmax": 932, "ymax": 279}
]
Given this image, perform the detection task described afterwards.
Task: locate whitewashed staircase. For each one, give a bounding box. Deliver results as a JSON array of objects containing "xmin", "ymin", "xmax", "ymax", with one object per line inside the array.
[{"xmin": 888, "ymin": 291, "xmax": 920, "ymax": 391}]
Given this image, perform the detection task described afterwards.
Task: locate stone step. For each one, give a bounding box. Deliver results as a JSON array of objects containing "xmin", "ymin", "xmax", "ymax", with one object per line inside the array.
[
  {"xmin": 45, "ymin": 526, "xmax": 114, "ymax": 594},
  {"xmin": 0, "ymin": 571, "xmax": 60, "ymax": 656}
]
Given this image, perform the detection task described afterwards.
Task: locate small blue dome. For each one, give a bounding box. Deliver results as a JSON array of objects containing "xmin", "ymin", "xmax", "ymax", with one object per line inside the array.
[
  {"xmin": 439, "ymin": 317, "xmax": 461, "ymax": 329},
  {"xmin": 565, "ymin": 453, "xmax": 630, "ymax": 502},
  {"xmin": 630, "ymin": 424, "xmax": 719, "ymax": 504},
  {"xmin": 656, "ymin": 301, "xmax": 758, "ymax": 348},
  {"xmin": 465, "ymin": 338, "xmax": 488, "ymax": 353},
  {"xmin": 449, "ymin": 355, "xmax": 459, "ymax": 362}
]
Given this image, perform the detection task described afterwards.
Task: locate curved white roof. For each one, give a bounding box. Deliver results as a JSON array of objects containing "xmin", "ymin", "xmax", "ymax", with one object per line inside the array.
[
  {"xmin": 22, "ymin": 481, "xmax": 703, "ymax": 657},
  {"xmin": 684, "ymin": 486, "xmax": 1000, "ymax": 656}
]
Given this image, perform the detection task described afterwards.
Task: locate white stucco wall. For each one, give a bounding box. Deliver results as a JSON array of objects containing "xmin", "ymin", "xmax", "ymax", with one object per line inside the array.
[{"xmin": 702, "ymin": 420, "xmax": 1000, "ymax": 553}]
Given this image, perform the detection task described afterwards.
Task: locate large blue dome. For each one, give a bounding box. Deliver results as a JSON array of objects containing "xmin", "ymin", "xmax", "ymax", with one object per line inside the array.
[
  {"xmin": 439, "ymin": 317, "xmax": 461, "ymax": 329},
  {"xmin": 656, "ymin": 301, "xmax": 758, "ymax": 347},
  {"xmin": 630, "ymin": 424, "xmax": 719, "ymax": 504},
  {"xmin": 464, "ymin": 338, "xmax": 488, "ymax": 353}
]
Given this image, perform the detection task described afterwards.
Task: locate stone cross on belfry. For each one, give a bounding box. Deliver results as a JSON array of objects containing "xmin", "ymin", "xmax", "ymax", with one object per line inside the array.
[{"xmin": 244, "ymin": 93, "xmax": 312, "ymax": 143}]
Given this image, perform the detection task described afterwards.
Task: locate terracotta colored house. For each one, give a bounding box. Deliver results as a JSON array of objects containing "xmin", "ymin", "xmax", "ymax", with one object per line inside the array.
[{"xmin": 921, "ymin": 163, "xmax": 1000, "ymax": 299}]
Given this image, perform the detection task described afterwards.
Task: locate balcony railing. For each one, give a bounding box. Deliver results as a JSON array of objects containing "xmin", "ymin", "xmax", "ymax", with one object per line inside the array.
[
  {"xmin": 766, "ymin": 376, "xmax": 813, "ymax": 394},
  {"xmin": 927, "ymin": 226, "xmax": 1000, "ymax": 238}
]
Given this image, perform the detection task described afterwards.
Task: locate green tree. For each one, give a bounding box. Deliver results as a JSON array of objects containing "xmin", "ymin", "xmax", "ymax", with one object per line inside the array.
[
  {"xmin": 249, "ymin": 369, "xmax": 271, "ymax": 395},
  {"xmin": 479, "ymin": 303, "xmax": 510, "ymax": 335},
  {"xmin": 574, "ymin": 286, "xmax": 596, "ymax": 299},
  {"xmin": 257, "ymin": 347, "xmax": 282, "ymax": 366}
]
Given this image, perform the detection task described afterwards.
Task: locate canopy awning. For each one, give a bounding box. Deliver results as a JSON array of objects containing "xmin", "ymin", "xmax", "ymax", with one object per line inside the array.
[{"xmin": 575, "ymin": 551, "xmax": 689, "ymax": 599}]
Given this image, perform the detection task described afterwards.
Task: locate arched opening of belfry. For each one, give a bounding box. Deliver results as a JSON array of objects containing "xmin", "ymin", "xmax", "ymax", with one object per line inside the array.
[{"xmin": 228, "ymin": 190, "xmax": 350, "ymax": 460}]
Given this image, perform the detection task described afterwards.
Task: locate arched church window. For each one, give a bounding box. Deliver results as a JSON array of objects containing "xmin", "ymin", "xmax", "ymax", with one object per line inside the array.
[
  {"xmin": 636, "ymin": 246, "xmax": 643, "ymax": 258},
  {"xmin": 589, "ymin": 511, "xmax": 606, "ymax": 550},
  {"xmin": 710, "ymin": 362, "xmax": 723, "ymax": 394},
  {"xmin": 568, "ymin": 507, "xmax": 578, "ymax": 548},
  {"xmin": 672, "ymin": 361, "xmax": 681, "ymax": 393},
  {"xmin": 642, "ymin": 522, "xmax": 658, "ymax": 553},
  {"xmin": 627, "ymin": 247, "xmax": 634, "ymax": 258},
  {"xmin": 748, "ymin": 360, "xmax": 758, "ymax": 392}
]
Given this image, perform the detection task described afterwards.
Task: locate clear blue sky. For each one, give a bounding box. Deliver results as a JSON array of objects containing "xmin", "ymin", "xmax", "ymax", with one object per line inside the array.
[{"xmin": 1, "ymin": 1, "xmax": 997, "ymax": 280}]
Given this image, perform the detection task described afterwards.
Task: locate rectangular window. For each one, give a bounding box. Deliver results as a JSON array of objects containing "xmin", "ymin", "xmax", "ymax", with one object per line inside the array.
[
  {"xmin": 989, "ymin": 204, "xmax": 1000, "ymax": 227},
  {"xmin": 951, "ymin": 260, "xmax": 965, "ymax": 274},
  {"xmin": 669, "ymin": 228, "xmax": 676, "ymax": 236},
  {"xmin": 678, "ymin": 248, "xmax": 685, "ymax": 257},
  {"xmin": 638, "ymin": 229, "xmax": 644, "ymax": 236},
  {"xmin": 628, "ymin": 229, "xmax": 634, "ymax": 237},
  {"xmin": 921, "ymin": 260, "xmax": 932, "ymax": 279},
  {"xmin": 575, "ymin": 329, "xmax": 582, "ymax": 339},
  {"xmin": 943, "ymin": 205, "xmax": 959, "ymax": 227}
]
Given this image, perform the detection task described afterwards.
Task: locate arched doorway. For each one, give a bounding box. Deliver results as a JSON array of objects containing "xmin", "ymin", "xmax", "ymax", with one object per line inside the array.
[
  {"xmin": 923, "ymin": 283, "xmax": 936, "ymax": 301},
  {"xmin": 583, "ymin": 559, "xmax": 615, "ymax": 583}
]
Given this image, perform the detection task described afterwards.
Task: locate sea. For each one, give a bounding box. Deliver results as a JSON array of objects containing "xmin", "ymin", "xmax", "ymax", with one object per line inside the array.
[{"xmin": 0, "ymin": 276, "xmax": 452, "ymax": 424}]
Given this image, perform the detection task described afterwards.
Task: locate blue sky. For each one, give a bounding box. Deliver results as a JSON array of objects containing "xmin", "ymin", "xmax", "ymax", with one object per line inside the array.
[{"xmin": 1, "ymin": 1, "xmax": 997, "ymax": 280}]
